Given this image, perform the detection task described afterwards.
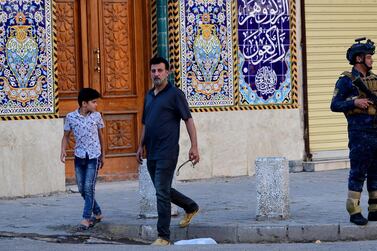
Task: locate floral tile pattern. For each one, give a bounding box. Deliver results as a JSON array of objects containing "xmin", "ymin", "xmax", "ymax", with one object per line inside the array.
[{"xmin": 0, "ymin": 0, "xmax": 57, "ymax": 119}]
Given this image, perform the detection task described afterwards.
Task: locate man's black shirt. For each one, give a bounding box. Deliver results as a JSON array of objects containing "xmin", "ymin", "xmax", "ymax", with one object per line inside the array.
[{"xmin": 142, "ymin": 83, "xmax": 192, "ymax": 160}]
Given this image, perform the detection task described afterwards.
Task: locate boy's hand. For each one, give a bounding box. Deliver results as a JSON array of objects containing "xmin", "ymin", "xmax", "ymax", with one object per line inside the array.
[
  {"xmin": 99, "ymin": 155, "xmax": 104, "ymax": 169},
  {"xmin": 60, "ymin": 150, "xmax": 66, "ymax": 163},
  {"xmin": 61, "ymin": 131, "xmax": 70, "ymax": 164}
]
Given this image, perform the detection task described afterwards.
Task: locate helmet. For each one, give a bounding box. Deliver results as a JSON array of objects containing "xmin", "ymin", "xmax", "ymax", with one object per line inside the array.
[{"xmin": 346, "ymin": 37, "xmax": 375, "ymax": 65}]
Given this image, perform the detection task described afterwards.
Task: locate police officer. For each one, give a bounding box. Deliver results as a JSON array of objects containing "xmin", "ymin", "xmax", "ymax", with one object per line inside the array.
[{"xmin": 331, "ymin": 37, "xmax": 377, "ymax": 225}]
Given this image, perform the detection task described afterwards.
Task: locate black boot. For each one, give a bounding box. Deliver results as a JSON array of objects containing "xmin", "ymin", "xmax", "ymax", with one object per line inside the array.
[
  {"xmin": 368, "ymin": 211, "xmax": 377, "ymax": 221},
  {"xmin": 350, "ymin": 213, "xmax": 368, "ymax": 225}
]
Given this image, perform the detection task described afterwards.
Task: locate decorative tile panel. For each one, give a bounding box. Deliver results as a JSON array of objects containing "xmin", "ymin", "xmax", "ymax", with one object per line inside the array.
[
  {"xmin": 177, "ymin": 0, "xmax": 238, "ymax": 108},
  {"xmin": 0, "ymin": 0, "xmax": 58, "ymax": 119},
  {"xmin": 168, "ymin": 0, "xmax": 298, "ymax": 111}
]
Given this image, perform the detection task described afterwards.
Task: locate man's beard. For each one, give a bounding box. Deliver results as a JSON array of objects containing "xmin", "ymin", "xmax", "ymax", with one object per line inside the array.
[
  {"xmin": 153, "ymin": 78, "xmax": 164, "ymax": 86},
  {"xmin": 356, "ymin": 62, "xmax": 373, "ymax": 72},
  {"xmin": 363, "ymin": 63, "xmax": 372, "ymax": 71}
]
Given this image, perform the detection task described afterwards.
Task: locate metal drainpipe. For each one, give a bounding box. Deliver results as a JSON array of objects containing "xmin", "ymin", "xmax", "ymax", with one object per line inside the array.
[{"xmin": 300, "ymin": 0, "xmax": 312, "ymax": 161}]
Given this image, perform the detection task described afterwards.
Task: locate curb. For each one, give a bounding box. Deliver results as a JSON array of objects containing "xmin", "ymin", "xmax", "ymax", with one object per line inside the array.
[{"xmin": 50, "ymin": 222, "xmax": 377, "ymax": 244}]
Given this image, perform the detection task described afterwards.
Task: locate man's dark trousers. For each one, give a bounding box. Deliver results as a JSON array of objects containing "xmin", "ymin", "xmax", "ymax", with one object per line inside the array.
[{"xmin": 147, "ymin": 159, "xmax": 199, "ymax": 240}]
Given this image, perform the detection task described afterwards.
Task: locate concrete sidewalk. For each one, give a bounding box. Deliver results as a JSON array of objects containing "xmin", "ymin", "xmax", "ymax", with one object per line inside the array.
[{"xmin": 1, "ymin": 169, "xmax": 377, "ymax": 244}]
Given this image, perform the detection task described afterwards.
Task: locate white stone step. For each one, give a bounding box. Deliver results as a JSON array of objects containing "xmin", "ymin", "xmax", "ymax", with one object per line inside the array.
[{"xmin": 303, "ymin": 159, "xmax": 350, "ymax": 172}]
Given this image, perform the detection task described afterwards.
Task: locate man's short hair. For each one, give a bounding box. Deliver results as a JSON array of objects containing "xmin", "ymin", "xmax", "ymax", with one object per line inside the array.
[
  {"xmin": 78, "ymin": 88, "xmax": 101, "ymax": 107},
  {"xmin": 150, "ymin": 56, "xmax": 169, "ymax": 70}
]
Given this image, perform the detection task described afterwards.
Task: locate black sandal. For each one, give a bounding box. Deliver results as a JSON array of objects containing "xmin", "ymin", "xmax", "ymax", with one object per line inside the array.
[
  {"xmin": 77, "ymin": 223, "xmax": 90, "ymax": 231},
  {"xmin": 90, "ymin": 215, "xmax": 103, "ymax": 226},
  {"xmin": 77, "ymin": 219, "xmax": 94, "ymax": 231}
]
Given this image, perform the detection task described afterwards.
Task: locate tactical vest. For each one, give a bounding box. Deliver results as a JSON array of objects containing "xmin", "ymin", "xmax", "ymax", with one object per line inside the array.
[{"xmin": 341, "ymin": 71, "xmax": 377, "ymax": 115}]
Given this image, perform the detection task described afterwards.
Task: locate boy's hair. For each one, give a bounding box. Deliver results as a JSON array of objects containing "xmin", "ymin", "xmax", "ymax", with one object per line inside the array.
[
  {"xmin": 78, "ymin": 88, "xmax": 101, "ymax": 107},
  {"xmin": 150, "ymin": 56, "xmax": 169, "ymax": 70}
]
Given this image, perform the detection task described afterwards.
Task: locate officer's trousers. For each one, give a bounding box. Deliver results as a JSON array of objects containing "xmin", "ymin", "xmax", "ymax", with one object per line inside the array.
[{"xmin": 348, "ymin": 129, "xmax": 377, "ymax": 192}]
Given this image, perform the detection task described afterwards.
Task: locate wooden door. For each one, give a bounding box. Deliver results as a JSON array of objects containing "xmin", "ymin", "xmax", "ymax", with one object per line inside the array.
[{"xmin": 55, "ymin": 0, "xmax": 151, "ymax": 183}]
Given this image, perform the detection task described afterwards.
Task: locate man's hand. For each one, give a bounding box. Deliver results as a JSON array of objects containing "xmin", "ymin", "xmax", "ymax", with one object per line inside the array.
[
  {"xmin": 355, "ymin": 98, "xmax": 373, "ymax": 109},
  {"xmin": 189, "ymin": 146, "xmax": 200, "ymax": 165},
  {"xmin": 136, "ymin": 146, "xmax": 144, "ymax": 164},
  {"xmin": 60, "ymin": 150, "xmax": 66, "ymax": 163}
]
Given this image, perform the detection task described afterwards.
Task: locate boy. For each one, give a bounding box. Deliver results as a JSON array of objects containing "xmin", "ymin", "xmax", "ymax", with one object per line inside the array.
[{"xmin": 60, "ymin": 88, "xmax": 105, "ymax": 230}]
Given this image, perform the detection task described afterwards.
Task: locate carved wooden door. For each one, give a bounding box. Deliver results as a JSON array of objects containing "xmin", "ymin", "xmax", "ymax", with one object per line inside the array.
[{"xmin": 55, "ymin": 0, "xmax": 151, "ymax": 183}]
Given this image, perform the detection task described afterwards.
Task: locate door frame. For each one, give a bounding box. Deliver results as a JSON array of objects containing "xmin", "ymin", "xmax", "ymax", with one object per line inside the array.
[{"xmin": 61, "ymin": 0, "xmax": 153, "ymax": 183}]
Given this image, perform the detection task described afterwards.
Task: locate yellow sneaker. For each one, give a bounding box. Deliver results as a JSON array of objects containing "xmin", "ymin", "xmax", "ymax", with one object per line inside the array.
[
  {"xmin": 151, "ymin": 238, "xmax": 171, "ymax": 246},
  {"xmin": 179, "ymin": 209, "xmax": 199, "ymax": 228}
]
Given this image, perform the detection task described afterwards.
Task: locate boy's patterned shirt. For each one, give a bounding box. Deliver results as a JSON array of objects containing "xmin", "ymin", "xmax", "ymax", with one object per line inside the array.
[{"xmin": 64, "ymin": 109, "xmax": 104, "ymax": 159}]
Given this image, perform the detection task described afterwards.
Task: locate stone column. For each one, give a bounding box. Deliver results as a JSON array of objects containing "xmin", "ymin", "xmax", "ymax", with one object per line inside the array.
[
  {"xmin": 255, "ymin": 157, "xmax": 289, "ymax": 221},
  {"xmin": 138, "ymin": 159, "xmax": 178, "ymax": 218}
]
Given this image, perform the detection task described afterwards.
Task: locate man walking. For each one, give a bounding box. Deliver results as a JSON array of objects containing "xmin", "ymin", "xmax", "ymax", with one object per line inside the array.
[
  {"xmin": 331, "ymin": 38, "xmax": 377, "ymax": 225},
  {"xmin": 136, "ymin": 56, "xmax": 200, "ymax": 245}
]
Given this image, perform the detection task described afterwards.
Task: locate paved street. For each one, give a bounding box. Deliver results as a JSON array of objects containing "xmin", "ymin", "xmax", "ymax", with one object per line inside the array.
[{"xmin": 2, "ymin": 237, "xmax": 377, "ymax": 251}]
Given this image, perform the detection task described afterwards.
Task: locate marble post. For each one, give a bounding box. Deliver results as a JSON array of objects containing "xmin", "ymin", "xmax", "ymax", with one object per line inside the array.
[
  {"xmin": 255, "ymin": 157, "xmax": 289, "ymax": 221},
  {"xmin": 138, "ymin": 159, "xmax": 178, "ymax": 218}
]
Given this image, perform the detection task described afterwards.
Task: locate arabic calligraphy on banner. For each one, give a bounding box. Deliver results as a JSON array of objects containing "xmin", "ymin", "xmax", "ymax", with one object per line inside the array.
[{"xmin": 238, "ymin": 0, "xmax": 292, "ymax": 105}]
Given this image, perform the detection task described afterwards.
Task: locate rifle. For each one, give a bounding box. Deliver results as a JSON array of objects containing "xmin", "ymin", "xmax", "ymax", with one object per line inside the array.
[
  {"xmin": 352, "ymin": 77, "xmax": 377, "ymax": 126},
  {"xmin": 352, "ymin": 77, "xmax": 377, "ymax": 106}
]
